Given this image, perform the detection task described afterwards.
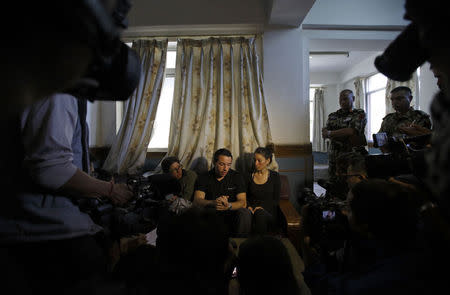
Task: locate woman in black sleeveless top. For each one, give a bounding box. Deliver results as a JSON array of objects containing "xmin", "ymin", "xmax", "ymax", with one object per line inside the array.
[{"xmin": 246, "ymin": 147, "xmax": 280, "ymax": 235}]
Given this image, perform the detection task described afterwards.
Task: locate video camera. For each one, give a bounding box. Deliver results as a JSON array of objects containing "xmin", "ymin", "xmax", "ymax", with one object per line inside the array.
[
  {"xmin": 298, "ymin": 188, "xmax": 350, "ymax": 255},
  {"xmin": 67, "ymin": 0, "xmax": 141, "ymax": 102},
  {"xmin": 78, "ymin": 174, "xmax": 163, "ymax": 239},
  {"xmin": 367, "ymin": 132, "xmax": 431, "ymax": 179}
]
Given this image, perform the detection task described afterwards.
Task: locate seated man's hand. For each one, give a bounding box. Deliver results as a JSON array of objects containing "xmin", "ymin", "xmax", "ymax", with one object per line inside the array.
[
  {"xmin": 216, "ymin": 195, "xmax": 229, "ymax": 211},
  {"xmin": 109, "ymin": 183, "xmax": 134, "ymax": 206},
  {"xmin": 399, "ymin": 124, "xmax": 432, "ymax": 137}
]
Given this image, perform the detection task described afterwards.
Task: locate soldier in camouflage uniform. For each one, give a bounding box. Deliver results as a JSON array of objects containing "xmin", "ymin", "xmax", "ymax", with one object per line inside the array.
[
  {"xmin": 378, "ymin": 86, "xmax": 432, "ymax": 144},
  {"xmin": 322, "ymin": 90, "xmax": 368, "ymax": 194}
]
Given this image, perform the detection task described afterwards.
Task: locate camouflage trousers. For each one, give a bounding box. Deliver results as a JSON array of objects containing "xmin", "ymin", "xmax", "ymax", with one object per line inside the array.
[
  {"xmin": 328, "ymin": 146, "xmax": 368, "ymax": 180},
  {"xmin": 327, "ymin": 146, "xmax": 368, "ymax": 199}
]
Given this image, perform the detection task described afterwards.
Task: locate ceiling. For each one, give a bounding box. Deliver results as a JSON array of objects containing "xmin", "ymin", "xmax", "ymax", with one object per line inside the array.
[
  {"xmin": 125, "ymin": 0, "xmax": 398, "ymax": 75},
  {"xmin": 308, "ymin": 38, "xmax": 394, "ymax": 74},
  {"xmin": 309, "ymin": 51, "xmax": 380, "ymax": 73},
  {"xmin": 127, "ymin": 0, "xmax": 315, "ymax": 28}
]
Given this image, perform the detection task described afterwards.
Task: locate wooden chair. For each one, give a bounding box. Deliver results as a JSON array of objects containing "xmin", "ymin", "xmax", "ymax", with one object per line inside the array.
[{"xmin": 277, "ymin": 174, "xmax": 302, "ymax": 254}]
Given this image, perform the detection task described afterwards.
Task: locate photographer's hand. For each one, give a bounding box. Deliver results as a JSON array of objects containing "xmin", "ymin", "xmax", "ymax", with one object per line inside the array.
[
  {"xmin": 108, "ymin": 182, "xmax": 134, "ymax": 206},
  {"xmin": 59, "ymin": 169, "xmax": 133, "ymax": 205}
]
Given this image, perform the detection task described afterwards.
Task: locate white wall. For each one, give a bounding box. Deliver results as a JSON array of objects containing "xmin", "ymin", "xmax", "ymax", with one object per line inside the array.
[
  {"xmin": 339, "ymin": 52, "xmax": 380, "ymax": 84},
  {"xmin": 310, "ymin": 72, "xmax": 340, "ymax": 85},
  {"xmin": 303, "ymin": 0, "xmax": 408, "ymax": 27},
  {"xmin": 322, "ymin": 84, "xmax": 339, "ymax": 120},
  {"xmin": 264, "ymin": 26, "xmax": 310, "ymax": 144},
  {"xmin": 419, "ymin": 62, "xmax": 440, "ymax": 113}
]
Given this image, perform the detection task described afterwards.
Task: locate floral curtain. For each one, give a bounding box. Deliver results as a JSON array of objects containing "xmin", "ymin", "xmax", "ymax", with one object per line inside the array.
[
  {"xmin": 385, "ymin": 73, "xmax": 417, "ymax": 114},
  {"xmin": 312, "ymin": 88, "xmax": 326, "ymax": 152},
  {"xmin": 354, "ymin": 77, "xmax": 368, "ymax": 138},
  {"xmin": 166, "ymin": 37, "xmax": 274, "ymax": 174},
  {"xmin": 103, "ymin": 39, "xmax": 168, "ymax": 174},
  {"xmin": 353, "ymin": 77, "xmax": 366, "ymax": 111}
]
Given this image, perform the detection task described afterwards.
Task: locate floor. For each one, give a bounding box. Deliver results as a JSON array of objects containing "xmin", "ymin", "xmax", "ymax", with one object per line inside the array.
[{"xmin": 313, "ymin": 153, "xmax": 329, "ymax": 197}]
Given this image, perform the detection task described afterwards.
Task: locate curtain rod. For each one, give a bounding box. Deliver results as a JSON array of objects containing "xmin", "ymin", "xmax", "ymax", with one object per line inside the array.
[{"xmin": 122, "ymin": 34, "xmax": 260, "ymax": 42}]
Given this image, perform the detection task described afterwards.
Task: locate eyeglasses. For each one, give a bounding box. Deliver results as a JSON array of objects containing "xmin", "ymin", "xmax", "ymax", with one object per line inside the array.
[{"xmin": 169, "ymin": 164, "xmax": 183, "ymax": 173}]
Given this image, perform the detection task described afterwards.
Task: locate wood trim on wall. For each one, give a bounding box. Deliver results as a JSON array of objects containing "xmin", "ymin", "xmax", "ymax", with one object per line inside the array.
[
  {"xmin": 275, "ymin": 143, "xmax": 312, "ymax": 158},
  {"xmin": 146, "ymin": 152, "xmax": 166, "ymax": 158},
  {"xmin": 89, "ymin": 146, "xmax": 110, "ymax": 162}
]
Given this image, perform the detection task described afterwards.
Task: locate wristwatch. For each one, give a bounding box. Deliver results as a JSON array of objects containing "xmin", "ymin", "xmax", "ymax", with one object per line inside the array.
[{"xmin": 228, "ymin": 203, "xmax": 232, "ymax": 210}]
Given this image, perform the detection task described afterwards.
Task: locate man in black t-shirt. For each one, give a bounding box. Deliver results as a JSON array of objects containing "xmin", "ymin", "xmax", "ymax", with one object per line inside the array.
[{"xmin": 194, "ymin": 148, "xmax": 252, "ymax": 236}]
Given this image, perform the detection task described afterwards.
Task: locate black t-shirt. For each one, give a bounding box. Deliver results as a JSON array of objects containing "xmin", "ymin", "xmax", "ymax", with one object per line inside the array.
[
  {"xmin": 195, "ymin": 169, "xmax": 246, "ymax": 203},
  {"xmin": 245, "ymin": 170, "xmax": 280, "ymax": 217}
]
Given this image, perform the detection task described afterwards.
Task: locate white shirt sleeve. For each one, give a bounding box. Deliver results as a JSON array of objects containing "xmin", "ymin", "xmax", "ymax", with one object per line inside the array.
[{"xmin": 21, "ymin": 93, "xmax": 79, "ymax": 190}]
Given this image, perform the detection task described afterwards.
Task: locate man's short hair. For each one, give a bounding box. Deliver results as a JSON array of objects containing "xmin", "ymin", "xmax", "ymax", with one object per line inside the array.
[
  {"xmin": 213, "ymin": 148, "xmax": 233, "ymax": 164},
  {"xmin": 161, "ymin": 156, "xmax": 180, "ymax": 173},
  {"xmin": 390, "ymin": 86, "xmax": 412, "ymax": 96},
  {"xmin": 340, "ymin": 89, "xmax": 354, "ymax": 97}
]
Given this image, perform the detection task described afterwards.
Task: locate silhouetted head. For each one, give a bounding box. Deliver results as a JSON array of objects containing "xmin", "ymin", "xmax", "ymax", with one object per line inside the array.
[
  {"xmin": 156, "ymin": 207, "xmax": 230, "ymax": 294},
  {"xmin": 348, "ymin": 179, "xmax": 419, "ymax": 243},
  {"xmin": 238, "ymin": 236, "xmax": 300, "ymax": 295}
]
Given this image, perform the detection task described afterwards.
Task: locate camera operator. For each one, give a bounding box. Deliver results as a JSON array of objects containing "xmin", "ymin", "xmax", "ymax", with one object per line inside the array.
[
  {"xmin": 0, "ymin": 93, "xmax": 134, "ymax": 295},
  {"xmin": 301, "ymin": 179, "xmax": 429, "ymax": 295},
  {"xmin": 0, "ymin": 1, "xmax": 139, "ymax": 294},
  {"xmin": 378, "ymin": 86, "xmax": 432, "ymax": 153}
]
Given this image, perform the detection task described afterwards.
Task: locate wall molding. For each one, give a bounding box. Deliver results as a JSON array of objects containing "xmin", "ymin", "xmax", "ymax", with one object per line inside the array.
[
  {"xmin": 89, "ymin": 146, "xmax": 110, "ymax": 162},
  {"xmin": 302, "ymin": 24, "xmax": 405, "ymax": 32},
  {"xmin": 123, "ymin": 24, "xmax": 263, "ymax": 39},
  {"xmin": 275, "ymin": 143, "xmax": 312, "ymax": 158}
]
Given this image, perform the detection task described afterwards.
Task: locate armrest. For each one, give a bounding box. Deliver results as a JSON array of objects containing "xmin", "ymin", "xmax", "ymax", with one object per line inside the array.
[
  {"xmin": 279, "ymin": 199, "xmax": 302, "ymax": 254},
  {"xmin": 279, "ymin": 199, "xmax": 301, "ymax": 227}
]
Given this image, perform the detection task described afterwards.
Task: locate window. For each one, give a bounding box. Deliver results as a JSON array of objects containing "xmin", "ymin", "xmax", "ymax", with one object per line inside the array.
[
  {"xmin": 309, "ymin": 88, "xmax": 315, "ymax": 142},
  {"xmin": 365, "ymin": 73, "xmax": 387, "ymax": 139},
  {"xmin": 115, "ymin": 41, "xmax": 178, "ymax": 150},
  {"xmin": 147, "ymin": 41, "xmax": 177, "ymax": 150}
]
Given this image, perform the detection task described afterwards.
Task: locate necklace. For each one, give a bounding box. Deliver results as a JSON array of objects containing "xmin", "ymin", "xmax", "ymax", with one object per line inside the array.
[{"xmin": 253, "ymin": 169, "xmax": 269, "ymax": 184}]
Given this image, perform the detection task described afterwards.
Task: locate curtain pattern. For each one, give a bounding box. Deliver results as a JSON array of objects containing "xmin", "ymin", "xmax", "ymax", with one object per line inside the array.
[
  {"xmin": 166, "ymin": 37, "xmax": 273, "ymax": 174},
  {"xmin": 103, "ymin": 39, "xmax": 168, "ymax": 174},
  {"xmin": 385, "ymin": 73, "xmax": 417, "ymax": 114},
  {"xmin": 353, "ymin": 77, "xmax": 366, "ymax": 111},
  {"xmin": 312, "ymin": 88, "xmax": 326, "ymax": 152},
  {"xmin": 354, "ymin": 78, "xmax": 368, "ymax": 138}
]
